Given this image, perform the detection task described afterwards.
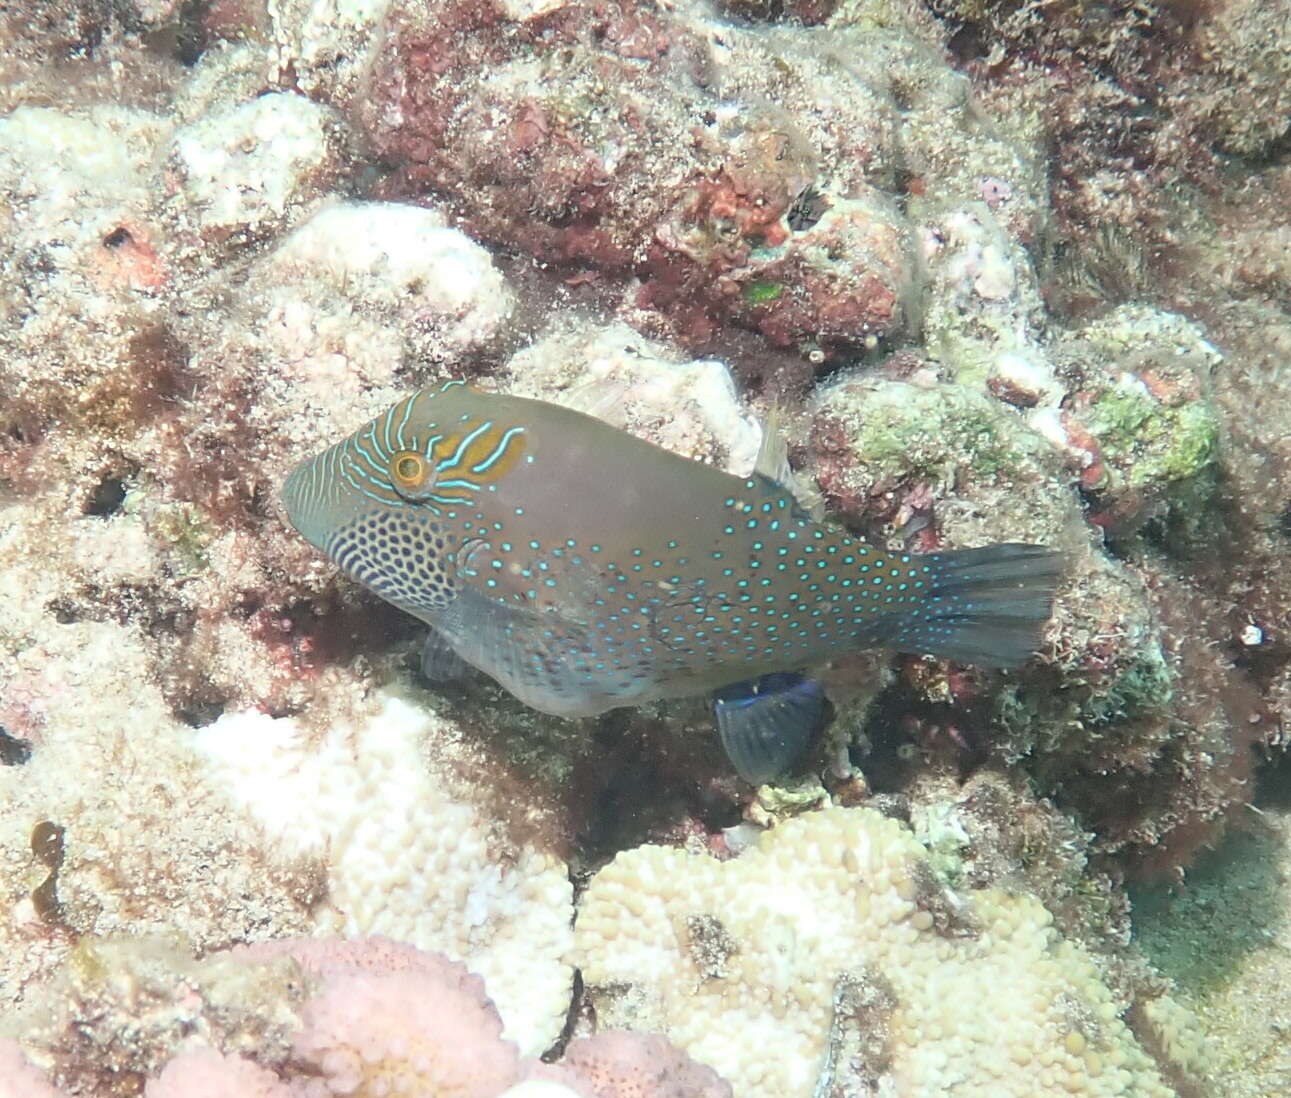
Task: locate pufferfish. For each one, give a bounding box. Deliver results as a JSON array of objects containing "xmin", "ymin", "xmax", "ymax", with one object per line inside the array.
[{"xmin": 282, "ymin": 380, "xmax": 1062, "ymax": 783}]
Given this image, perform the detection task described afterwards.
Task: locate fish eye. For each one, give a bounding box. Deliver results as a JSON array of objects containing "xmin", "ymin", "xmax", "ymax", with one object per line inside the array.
[{"xmin": 390, "ymin": 450, "xmax": 433, "ymax": 498}]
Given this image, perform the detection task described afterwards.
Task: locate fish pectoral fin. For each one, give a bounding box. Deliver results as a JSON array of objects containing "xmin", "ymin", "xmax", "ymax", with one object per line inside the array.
[
  {"xmin": 420, "ymin": 627, "xmax": 473, "ymax": 684},
  {"xmin": 713, "ymin": 673, "xmax": 827, "ymax": 784},
  {"xmin": 431, "ymin": 586, "xmax": 605, "ymax": 717}
]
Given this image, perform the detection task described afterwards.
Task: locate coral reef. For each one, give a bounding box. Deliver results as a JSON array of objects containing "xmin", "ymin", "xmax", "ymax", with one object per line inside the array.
[
  {"xmin": 498, "ymin": 320, "xmax": 763, "ymax": 474},
  {"xmin": 1049, "ymin": 306, "xmax": 1221, "ymax": 542},
  {"xmin": 1, "ymin": 936, "xmax": 731, "ymax": 1097},
  {"xmin": 0, "ymin": 1037, "xmax": 64, "ymax": 1098},
  {"xmin": 1131, "ymin": 790, "xmax": 1291, "ymax": 1098},
  {"xmin": 3, "ymin": 0, "xmax": 1290, "ymax": 1095},
  {"xmin": 167, "ymin": 91, "xmax": 351, "ymax": 247},
  {"xmin": 0, "ymin": 619, "xmax": 326, "ymax": 1008},
  {"xmin": 194, "ymin": 692, "xmax": 575, "ymax": 1054},
  {"xmin": 529, "ymin": 1033, "xmax": 734, "ymax": 1098},
  {"xmin": 356, "ymin": 0, "xmax": 1043, "ymax": 357},
  {"xmin": 575, "ymin": 805, "xmax": 1198, "ymax": 1096},
  {"xmin": 146, "ymin": 1050, "xmax": 294, "ymax": 1098}
]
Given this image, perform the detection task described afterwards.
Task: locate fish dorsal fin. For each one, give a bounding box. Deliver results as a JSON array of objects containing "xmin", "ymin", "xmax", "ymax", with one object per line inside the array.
[
  {"xmin": 754, "ymin": 406, "xmax": 793, "ymax": 488},
  {"xmin": 551, "ymin": 376, "xmax": 631, "ymax": 427},
  {"xmin": 754, "ymin": 407, "xmax": 825, "ymax": 521}
]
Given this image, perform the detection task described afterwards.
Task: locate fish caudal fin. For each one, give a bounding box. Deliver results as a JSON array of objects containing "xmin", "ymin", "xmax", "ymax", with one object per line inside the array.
[
  {"xmin": 714, "ymin": 673, "xmax": 826, "ymax": 784},
  {"xmin": 891, "ymin": 544, "xmax": 1063, "ymax": 668}
]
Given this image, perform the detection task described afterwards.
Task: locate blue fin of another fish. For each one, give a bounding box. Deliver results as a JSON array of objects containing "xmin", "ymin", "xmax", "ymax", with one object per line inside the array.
[
  {"xmin": 420, "ymin": 628, "xmax": 472, "ymax": 683},
  {"xmin": 713, "ymin": 672, "xmax": 825, "ymax": 784}
]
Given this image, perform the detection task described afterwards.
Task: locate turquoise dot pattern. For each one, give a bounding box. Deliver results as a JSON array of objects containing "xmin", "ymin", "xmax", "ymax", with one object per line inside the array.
[{"xmin": 282, "ymin": 384, "xmax": 1061, "ymax": 718}]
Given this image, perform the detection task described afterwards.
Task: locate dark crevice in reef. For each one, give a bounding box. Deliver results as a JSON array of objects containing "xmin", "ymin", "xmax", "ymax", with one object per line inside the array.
[
  {"xmin": 1278, "ymin": 499, "xmax": 1291, "ymax": 541},
  {"xmin": 0, "ymin": 726, "xmax": 32, "ymax": 766},
  {"xmin": 1254, "ymin": 749, "xmax": 1291, "ymax": 810},
  {"xmin": 84, "ymin": 474, "xmax": 128, "ymax": 517},
  {"xmin": 857, "ymin": 673, "xmax": 995, "ymax": 790},
  {"xmin": 174, "ymin": 695, "xmax": 228, "ymax": 729},
  {"xmin": 174, "ymin": 0, "xmax": 211, "ymax": 66},
  {"xmin": 135, "ymin": 0, "xmax": 211, "ymax": 66}
]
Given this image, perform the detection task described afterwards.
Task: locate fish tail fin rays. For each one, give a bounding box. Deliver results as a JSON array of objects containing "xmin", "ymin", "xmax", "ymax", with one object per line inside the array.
[
  {"xmin": 714, "ymin": 673, "xmax": 827, "ymax": 784},
  {"xmin": 890, "ymin": 544, "xmax": 1064, "ymax": 668}
]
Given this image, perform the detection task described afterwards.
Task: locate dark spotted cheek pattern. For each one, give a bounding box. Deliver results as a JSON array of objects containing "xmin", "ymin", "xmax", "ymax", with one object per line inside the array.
[{"xmin": 328, "ymin": 508, "xmax": 457, "ymax": 616}]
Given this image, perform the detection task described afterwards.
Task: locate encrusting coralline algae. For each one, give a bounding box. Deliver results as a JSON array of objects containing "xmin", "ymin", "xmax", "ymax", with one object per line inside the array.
[{"xmin": 2, "ymin": 0, "xmax": 1291, "ymax": 1095}]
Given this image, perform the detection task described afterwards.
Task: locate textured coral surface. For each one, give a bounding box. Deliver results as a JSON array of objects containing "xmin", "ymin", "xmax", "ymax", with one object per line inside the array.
[
  {"xmin": 576, "ymin": 806, "xmax": 1188, "ymax": 1097},
  {"xmin": 1, "ymin": 936, "xmax": 729, "ymax": 1097},
  {"xmin": 2, "ymin": 0, "xmax": 1289, "ymax": 1095}
]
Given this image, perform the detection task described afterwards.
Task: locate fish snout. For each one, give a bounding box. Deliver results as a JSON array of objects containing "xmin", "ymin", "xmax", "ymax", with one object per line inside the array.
[{"xmin": 281, "ymin": 449, "xmax": 350, "ymax": 553}]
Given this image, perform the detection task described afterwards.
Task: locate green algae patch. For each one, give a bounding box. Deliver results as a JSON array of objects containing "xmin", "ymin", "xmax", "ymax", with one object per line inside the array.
[
  {"xmin": 995, "ymin": 639, "xmax": 1177, "ymax": 764},
  {"xmin": 841, "ymin": 381, "xmax": 1032, "ymax": 486},
  {"xmin": 1072, "ymin": 304, "xmax": 1222, "ymax": 491},
  {"xmin": 154, "ymin": 502, "xmax": 215, "ymax": 576},
  {"xmin": 742, "ymin": 280, "xmax": 784, "ymax": 305},
  {"xmin": 1084, "ymin": 380, "xmax": 1218, "ymax": 488}
]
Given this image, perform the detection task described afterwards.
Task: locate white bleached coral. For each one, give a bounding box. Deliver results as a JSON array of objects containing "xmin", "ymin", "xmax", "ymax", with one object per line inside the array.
[
  {"xmin": 574, "ymin": 805, "xmax": 1180, "ymax": 1098},
  {"xmin": 267, "ymin": 0, "xmax": 397, "ymax": 109},
  {"xmin": 168, "ymin": 91, "xmax": 348, "ymax": 240},
  {"xmin": 0, "ymin": 103, "xmax": 169, "ymax": 312},
  {"xmin": 268, "ymin": 201, "xmax": 516, "ymax": 360},
  {"xmin": 241, "ymin": 199, "xmax": 516, "ymax": 469},
  {"xmin": 0, "ymin": 104, "xmax": 159, "ymax": 216},
  {"xmin": 193, "ymin": 690, "xmax": 574, "ymax": 1056},
  {"xmin": 0, "ymin": 617, "xmax": 325, "ymax": 1008}
]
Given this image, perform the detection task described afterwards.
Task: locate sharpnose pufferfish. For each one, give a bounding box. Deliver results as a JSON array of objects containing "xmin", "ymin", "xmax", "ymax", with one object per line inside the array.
[{"xmin": 282, "ymin": 380, "xmax": 1062, "ymax": 783}]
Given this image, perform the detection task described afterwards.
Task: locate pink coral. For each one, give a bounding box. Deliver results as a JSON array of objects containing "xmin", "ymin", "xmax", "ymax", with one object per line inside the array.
[
  {"xmin": 7, "ymin": 937, "xmax": 734, "ymax": 1098},
  {"xmin": 255, "ymin": 938, "xmax": 520, "ymax": 1097},
  {"xmin": 260, "ymin": 943, "xmax": 729, "ymax": 1098},
  {"xmin": 538, "ymin": 1033, "xmax": 734, "ymax": 1098},
  {"xmin": 0, "ymin": 1038, "xmax": 65, "ymax": 1098},
  {"xmin": 144, "ymin": 1048, "xmax": 292, "ymax": 1098},
  {"xmin": 294, "ymin": 968, "xmax": 518, "ymax": 1096}
]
